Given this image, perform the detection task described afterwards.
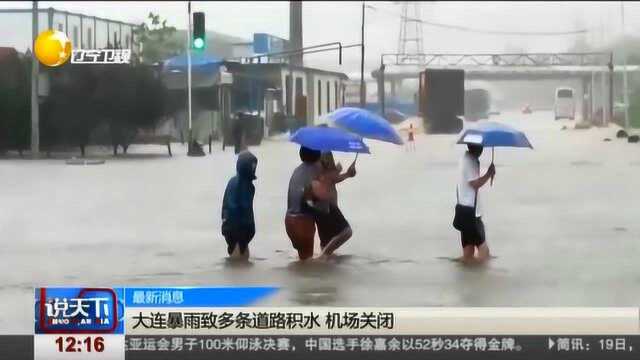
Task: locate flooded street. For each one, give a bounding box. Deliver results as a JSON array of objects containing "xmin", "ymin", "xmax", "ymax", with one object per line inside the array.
[{"xmin": 2, "ymin": 111, "xmax": 640, "ymax": 334}]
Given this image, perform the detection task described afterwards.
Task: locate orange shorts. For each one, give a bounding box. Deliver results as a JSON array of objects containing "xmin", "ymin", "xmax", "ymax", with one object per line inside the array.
[{"xmin": 285, "ymin": 214, "xmax": 316, "ymax": 260}]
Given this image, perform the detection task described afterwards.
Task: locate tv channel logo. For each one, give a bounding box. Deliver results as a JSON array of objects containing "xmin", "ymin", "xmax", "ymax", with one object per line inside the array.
[
  {"xmin": 35, "ymin": 288, "xmax": 124, "ymax": 334},
  {"xmin": 34, "ymin": 29, "xmax": 130, "ymax": 67}
]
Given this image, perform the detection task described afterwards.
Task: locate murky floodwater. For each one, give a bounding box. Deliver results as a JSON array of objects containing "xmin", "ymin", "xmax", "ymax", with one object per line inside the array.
[{"xmin": 2, "ymin": 111, "xmax": 640, "ymax": 333}]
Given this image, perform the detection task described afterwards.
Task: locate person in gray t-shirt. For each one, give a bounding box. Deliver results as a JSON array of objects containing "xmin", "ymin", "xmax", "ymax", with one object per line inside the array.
[{"xmin": 285, "ymin": 147, "xmax": 322, "ymax": 260}]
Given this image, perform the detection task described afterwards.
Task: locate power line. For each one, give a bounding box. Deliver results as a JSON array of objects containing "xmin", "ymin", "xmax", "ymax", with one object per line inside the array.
[{"xmin": 367, "ymin": 4, "xmax": 593, "ymax": 36}]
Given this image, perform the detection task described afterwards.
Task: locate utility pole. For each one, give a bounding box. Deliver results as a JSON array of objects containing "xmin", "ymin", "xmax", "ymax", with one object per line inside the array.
[
  {"xmin": 289, "ymin": 1, "xmax": 303, "ymax": 67},
  {"xmin": 600, "ymin": 8, "xmax": 607, "ymax": 126},
  {"xmin": 360, "ymin": 1, "xmax": 365, "ymax": 108},
  {"xmin": 31, "ymin": 1, "xmax": 39, "ymax": 156},
  {"xmin": 609, "ymin": 52, "xmax": 614, "ymax": 126},
  {"xmin": 379, "ymin": 62, "xmax": 385, "ymax": 116},
  {"xmin": 397, "ymin": 2, "xmax": 424, "ymax": 64},
  {"xmin": 620, "ymin": 1, "xmax": 630, "ymax": 129},
  {"xmin": 187, "ymin": 1, "xmax": 193, "ymax": 151}
]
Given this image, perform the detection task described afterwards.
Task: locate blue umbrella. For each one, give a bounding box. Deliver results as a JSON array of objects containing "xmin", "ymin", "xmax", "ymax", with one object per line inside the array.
[
  {"xmin": 290, "ymin": 126, "xmax": 370, "ymax": 154},
  {"xmin": 456, "ymin": 121, "xmax": 533, "ymax": 149},
  {"xmin": 163, "ymin": 51, "xmax": 222, "ymax": 74},
  {"xmin": 328, "ymin": 107, "xmax": 404, "ymax": 145},
  {"xmin": 456, "ymin": 121, "xmax": 533, "ymax": 185}
]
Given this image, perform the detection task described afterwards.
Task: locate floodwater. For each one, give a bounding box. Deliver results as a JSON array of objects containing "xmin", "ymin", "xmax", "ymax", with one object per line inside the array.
[{"xmin": 2, "ymin": 111, "xmax": 640, "ymax": 334}]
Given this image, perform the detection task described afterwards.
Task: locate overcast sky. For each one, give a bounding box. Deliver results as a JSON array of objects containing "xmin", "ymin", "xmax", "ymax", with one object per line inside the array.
[{"xmin": 2, "ymin": 1, "xmax": 639, "ymax": 75}]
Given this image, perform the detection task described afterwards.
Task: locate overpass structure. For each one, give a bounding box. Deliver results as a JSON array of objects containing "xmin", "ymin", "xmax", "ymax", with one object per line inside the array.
[
  {"xmin": 372, "ymin": 53, "xmax": 640, "ymax": 124},
  {"xmin": 373, "ymin": 65, "xmax": 640, "ymax": 81}
]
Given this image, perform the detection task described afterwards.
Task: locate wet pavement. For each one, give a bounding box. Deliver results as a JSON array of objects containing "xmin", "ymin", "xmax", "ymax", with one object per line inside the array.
[{"xmin": 2, "ymin": 111, "xmax": 640, "ymax": 334}]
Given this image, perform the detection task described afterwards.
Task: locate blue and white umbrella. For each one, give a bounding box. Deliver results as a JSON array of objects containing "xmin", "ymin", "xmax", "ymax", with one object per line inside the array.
[{"xmin": 457, "ymin": 121, "xmax": 533, "ymax": 185}]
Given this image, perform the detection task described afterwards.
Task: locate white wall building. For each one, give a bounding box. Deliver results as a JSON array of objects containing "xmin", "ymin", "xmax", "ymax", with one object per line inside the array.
[{"xmin": 0, "ymin": 7, "xmax": 140, "ymax": 55}]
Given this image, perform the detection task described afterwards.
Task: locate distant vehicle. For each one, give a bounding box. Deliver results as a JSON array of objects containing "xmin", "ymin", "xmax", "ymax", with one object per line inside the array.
[
  {"xmin": 464, "ymin": 88, "xmax": 490, "ymax": 121},
  {"xmin": 384, "ymin": 108, "xmax": 408, "ymax": 124},
  {"xmin": 554, "ymin": 87, "xmax": 575, "ymax": 120},
  {"xmin": 613, "ymin": 102, "xmax": 628, "ymax": 124},
  {"xmin": 522, "ymin": 104, "xmax": 532, "ymax": 114},
  {"xmin": 343, "ymin": 80, "xmax": 365, "ymax": 106},
  {"xmin": 418, "ymin": 68, "xmax": 464, "ymax": 134}
]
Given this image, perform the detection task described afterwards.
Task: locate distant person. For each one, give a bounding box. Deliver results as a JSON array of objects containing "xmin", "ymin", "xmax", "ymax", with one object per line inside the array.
[
  {"xmin": 232, "ymin": 112, "xmax": 246, "ymax": 154},
  {"xmin": 311, "ymin": 152, "xmax": 356, "ymax": 260},
  {"xmin": 221, "ymin": 151, "xmax": 258, "ymax": 261},
  {"xmin": 406, "ymin": 123, "xmax": 416, "ymax": 151},
  {"xmin": 454, "ymin": 144, "xmax": 495, "ymax": 263},
  {"xmin": 285, "ymin": 146, "xmax": 322, "ymax": 261}
]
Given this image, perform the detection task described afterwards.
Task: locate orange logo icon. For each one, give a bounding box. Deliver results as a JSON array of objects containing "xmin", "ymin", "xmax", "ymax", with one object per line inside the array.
[{"xmin": 34, "ymin": 30, "xmax": 72, "ymax": 67}]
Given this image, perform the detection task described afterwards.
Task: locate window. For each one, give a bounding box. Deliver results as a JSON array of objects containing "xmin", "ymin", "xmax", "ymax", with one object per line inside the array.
[
  {"xmin": 73, "ymin": 26, "xmax": 78, "ymax": 47},
  {"xmin": 87, "ymin": 28, "xmax": 92, "ymax": 48},
  {"xmin": 57, "ymin": 23, "xmax": 63, "ymax": 32},
  {"xmin": 557, "ymin": 89, "xmax": 573, "ymax": 98},
  {"xmin": 317, "ymin": 80, "xmax": 322, "ymax": 115},
  {"xmin": 114, "ymin": 31, "xmax": 119, "ymax": 47},
  {"xmin": 326, "ymin": 81, "xmax": 331, "ymax": 113},
  {"xmin": 335, "ymin": 82, "xmax": 339, "ymax": 108},
  {"xmin": 126, "ymin": 34, "xmax": 130, "ymax": 49},
  {"xmin": 295, "ymin": 77, "xmax": 303, "ymax": 98}
]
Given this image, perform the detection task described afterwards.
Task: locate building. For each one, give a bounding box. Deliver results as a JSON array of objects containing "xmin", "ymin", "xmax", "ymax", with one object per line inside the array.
[
  {"xmin": 160, "ymin": 60, "xmax": 349, "ymax": 143},
  {"xmin": 171, "ymin": 30, "xmax": 248, "ymax": 60},
  {"xmin": 230, "ymin": 33, "xmax": 290, "ymax": 63},
  {"xmin": 0, "ymin": 7, "xmax": 140, "ymax": 55},
  {"xmin": 224, "ymin": 62, "xmax": 348, "ymax": 125}
]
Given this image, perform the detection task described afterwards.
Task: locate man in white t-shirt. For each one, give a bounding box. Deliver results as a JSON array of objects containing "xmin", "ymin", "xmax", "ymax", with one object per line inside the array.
[{"xmin": 456, "ymin": 144, "xmax": 496, "ymax": 262}]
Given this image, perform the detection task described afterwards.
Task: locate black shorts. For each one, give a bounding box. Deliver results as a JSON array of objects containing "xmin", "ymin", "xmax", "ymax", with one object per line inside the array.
[
  {"xmin": 315, "ymin": 204, "xmax": 350, "ymax": 248},
  {"xmin": 460, "ymin": 217, "xmax": 486, "ymax": 248},
  {"xmin": 224, "ymin": 230, "xmax": 253, "ymax": 255}
]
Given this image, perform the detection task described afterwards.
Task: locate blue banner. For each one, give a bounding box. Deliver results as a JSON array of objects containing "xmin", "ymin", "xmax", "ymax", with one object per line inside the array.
[{"xmin": 124, "ymin": 287, "xmax": 278, "ymax": 308}]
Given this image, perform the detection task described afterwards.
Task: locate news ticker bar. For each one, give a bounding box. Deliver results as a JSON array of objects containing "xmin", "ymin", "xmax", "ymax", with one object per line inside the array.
[
  {"xmin": 124, "ymin": 307, "xmax": 640, "ymax": 335},
  {"xmin": 31, "ymin": 287, "xmax": 640, "ymax": 359},
  {"xmin": 3, "ymin": 335, "xmax": 638, "ymax": 360},
  {"xmin": 123, "ymin": 335, "xmax": 640, "ymax": 359},
  {"xmin": 33, "ymin": 287, "xmax": 640, "ymax": 335}
]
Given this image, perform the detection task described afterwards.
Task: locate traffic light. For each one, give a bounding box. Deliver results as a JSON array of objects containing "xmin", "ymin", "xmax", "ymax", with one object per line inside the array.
[{"xmin": 192, "ymin": 12, "xmax": 205, "ymax": 50}]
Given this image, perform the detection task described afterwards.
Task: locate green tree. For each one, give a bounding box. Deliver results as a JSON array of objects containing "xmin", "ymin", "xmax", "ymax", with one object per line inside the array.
[
  {"xmin": 93, "ymin": 64, "xmax": 168, "ymax": 154},
  {"xmin": 41, "ymin": 63, "xmax": 101, "ymax": 156},
  {"xmin": 93, "ymin": 64, "xmax": 135, "ymax": 155},
  {"xmin": 0, "ymin": 53, "xmax": 30, "ymax": 154},
  {"xmin": 133, "ymin": 12, "xmax": 184, "ymax": 64}
]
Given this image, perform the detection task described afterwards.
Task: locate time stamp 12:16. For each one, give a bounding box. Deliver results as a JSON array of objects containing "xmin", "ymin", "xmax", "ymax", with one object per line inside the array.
[{"xmin": 55, "ymin": 336, "xmax": 105, "ymax": 353}]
